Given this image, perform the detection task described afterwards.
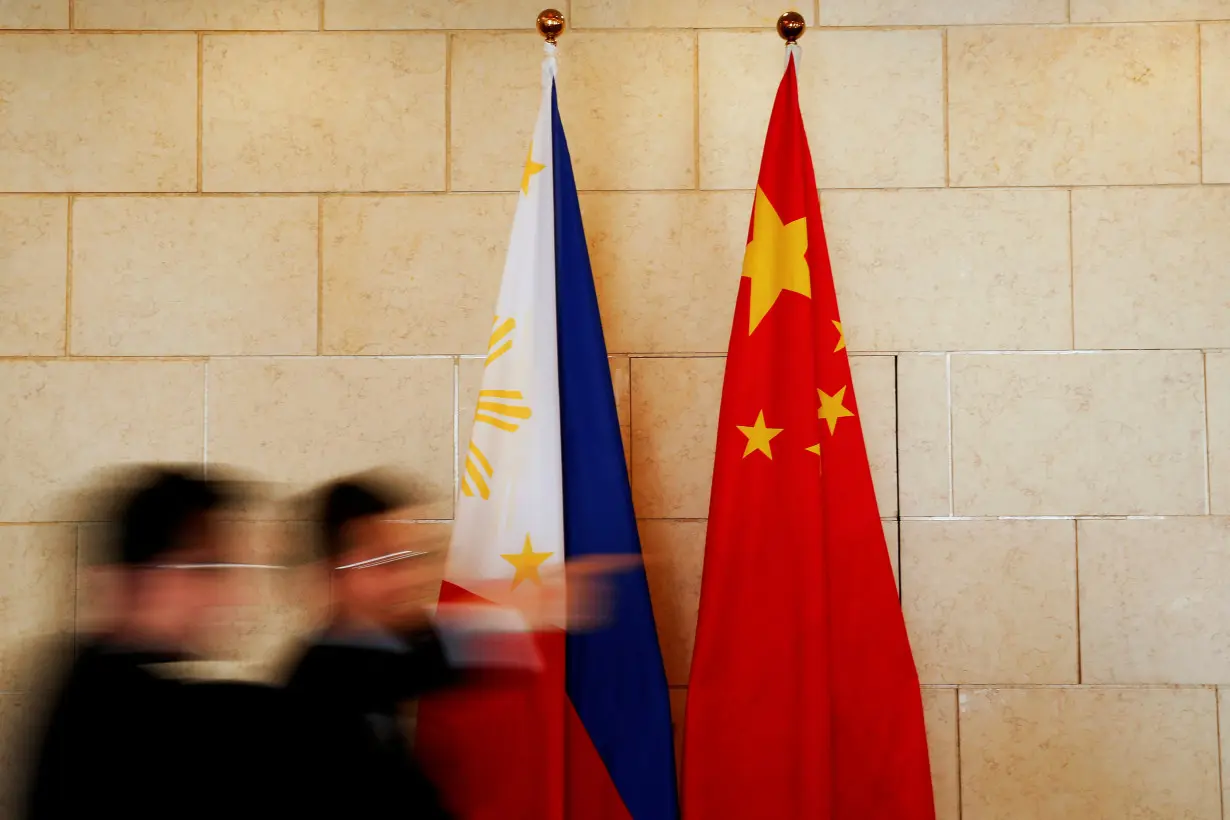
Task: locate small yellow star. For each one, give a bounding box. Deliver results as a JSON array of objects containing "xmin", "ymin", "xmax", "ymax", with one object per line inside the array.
[
  {"xmin": 806, "ymin": 443, "xmax": 821, "ymax": 455},
  {"xmin": 501, "ymin": 534, "xmax": 553, "ymax": 589},
  {"xmin": 520, "ymin": 142, "xmax": 546, "ymax": 196},
  {"xmin": 741, "ymin": 187, "xmax": 810, "ymax": 334},
  {"xmin": 817, "ymin": 386, "xmax": 855, "ymax": 435},
  {"xmin": 832, "ymin": 320, "xmax": 846, "ymax": 353},
  {"xmin": 736, "ymin": 410, "xmax": 783, "ymax": 459}
]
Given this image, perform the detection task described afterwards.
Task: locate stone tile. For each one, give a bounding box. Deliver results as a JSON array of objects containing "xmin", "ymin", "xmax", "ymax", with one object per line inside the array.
[
  {"xmin": 639, "ymin": 520, "xmax": 704, "ymax": 687},
  {"xmin": 448, "ymin": 32, "xmax": 540, "ymax": 193},
  {"xmin": 949, "ymin": 25, "xmax": 1201, "ymax": 186},
  {"xmin": 0, "ymin": 361, "xmax": 205, "ymax": 522},
  {"xmin": 824, "ymin": 188, "xmax": 1072, "ymax": 352},
  {"xmin": 0, "ymin": 0, "xmax": 67, "ymax": 28},
  {"xmin": 883, "ymin": 518, "xmax": 899, "ymax": 592},
  {"xmin": 1206, "ymin": 351, "xmax": 1230, "ymax": 513},
  {"xmin": 0, "ymin": 197, "xmax": 66, "ymax": 356},
  {"xmin": 1073, "ymin": 0, "xmax": 1230, "ymax": 20},
  {"xmin": 897, "ymin": 354, "xmax": 950, "ymax": 517},
  {"xmin": 580, "ymin": 191, "xmax": 748, "ymax": 354},
  {"xmin": 71, "ymin": 196, "xmax": 317, "ymax": 356},
  {"xmin": 1078, "ymin": 517, "xmax": 1230, "ymax": 683},
  {"xmin": 950, "ymin": 352, "xmax": 1206, "ymax": 516},
  {"xmin": 630, "ymin": 357, "xmax": 725, "ymax": 519},
  {"xmin": 902, "ymin": 520, "xmax": 1077, "ymax": 685},
  {"xmin": 610, "ymin": 355, "xmax": 631, "ymax": 464},
  {"xmin": 1073, "ymin": 186, "xmax": 1230, "ymax": 348},
  {"xmin": 560, "ymin": 33, "xmax": 695, "ymax": 191},
  {"xmin": 821, "ymin": 0, "xmax": 1067, "ymax": 25},
  {"xmin": 850, "ymin": 355, "xmax": 897, "ymax": 518},
  {"xmin": 959, "ymin": 687, "xmax": 1220, "ymax": 820},
  {"xmin": 572, "ymin": 0, "xmax": 782, "ymax": 27},
  {"xmin": 448, "ymin": 31, "xmax": 698, "ymax": 192},
  {"xmin": 1220, "ymin": 687, "xmax": 1230, "ymax": 815},
  {"xmin": 1203, "ymin": 24, "xmax": 1230, "ymax": 183},
  {"xmin": 0, "ymin": 525, "xmax": 76, "ymax": 692},
  {"xmin": 322, "ymin": 194, "xmax": 515, "ymax": 355},
  {"xmin": 207, "ymin": 357, "xmax": 454, "ymax": 517},
  {"xmin": 75, "ymin": 0, "xmax": 318, "ymax": 29},
  {"xmin": 202, "ymin": 33, "xmax": 446, "ymax": 192},
  {"xmin": 325, "ymin": 0, "xmax": 541, "ymax": 29},
  {"xmin": 0, "ymin": 34, "xmax": 196, "ymax": 192},
  {"xmin": 699, "ymin": 30, "xmax": 944, "ymax": 190},
  {"xmin": 921, "ymin": 687, "xmax": 960, "ymax": 820}
]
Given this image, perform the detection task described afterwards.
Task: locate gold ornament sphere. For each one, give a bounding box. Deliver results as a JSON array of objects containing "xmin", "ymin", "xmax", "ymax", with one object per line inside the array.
[
  {"xmin": 776, "ymin": 10, "xmax": 806, "ymax": 43},
  {"xmin": 537, "ymin": 9, "xmax": 565, "ymax": 43}
]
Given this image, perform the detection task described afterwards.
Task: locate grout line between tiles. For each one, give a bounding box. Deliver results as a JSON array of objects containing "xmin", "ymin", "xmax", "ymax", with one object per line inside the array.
[
  {"xmin": 316, "ymin": 197, "xmax": 325, "ymax": 355},
  {"xmin": 202, "ymin": 359, "xmax": 210, "ymax": 472},
  {"xmin": 1068, "ymin": 188, "xmax": 1076, "ymax": 348},
  {"xmin": 692, "ymin": 28, "xmax": 700, "ymax": 190},
  {"xmin": 1198, "ymin": 24, "xmax": 1205, "ymax": 182},
  {"xmin": 64, "ymin": 196, "xmax": 74, "ymax": 355},
  {"xmin": 946, "ymin": 353, "xmax": 954, "ymax": 517},
  {"xmin": 444, "ymin": 33, "xmax": 453, "ymax": 193},
  {"xmin": 1073, "ymin": 519, "xmax": 1082, "ymax": 684},
  {"xmin": 942, "ymin": 28, "xmax": 950, "ymax": 188},
  {"xmin": 1217, "ymin": 688, "xmax": 1226, "ymax": 820},
  {"xmin": 893, "ymin": 355, "xmax": 903, "ymax": 603},
  {"xmin": 68, "ymin": 0, "xmax": 74, "ymax": 29},
  {"xmin": 319, "ymin": 0, "xmax": 325, "ymax": 31},
  {"xmin": 1205, "ymin": 350, "xmax": 1213, "ymax": 514},
  {"xmin": 196, "ymin": 34, "xmax": 204, "ymax": 192},
  {"xmin": 954, "ymin": 687, "xmax": 964, "ymax": 819}
]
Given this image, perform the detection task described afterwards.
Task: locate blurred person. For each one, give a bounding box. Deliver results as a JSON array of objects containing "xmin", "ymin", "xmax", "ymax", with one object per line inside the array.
[
  {"xmin": 21, "ymin": 467, "xmax": 293, "ymax": 820},
  {"xmin": 285, "ymin": 474, "xmax": 628, "ymax": 819}
]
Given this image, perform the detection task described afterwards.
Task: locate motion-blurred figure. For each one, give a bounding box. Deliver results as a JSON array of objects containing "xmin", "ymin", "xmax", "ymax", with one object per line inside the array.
[
  {"xmin": 285, "ymin": 474, "xmax": 626, "ymax": 819},
  {"xmin": 23, "ymin": 467, "xmax": 247, "ymax": 819},
  {"xmin": 21, "ymin": 467, "xmax": 301, "ymax": 820}
]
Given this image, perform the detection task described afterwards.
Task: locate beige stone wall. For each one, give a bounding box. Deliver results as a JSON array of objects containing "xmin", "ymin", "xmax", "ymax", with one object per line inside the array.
[{"xmin": 2, "ymin": 0, "xmax": 1230, "ymax": 817}]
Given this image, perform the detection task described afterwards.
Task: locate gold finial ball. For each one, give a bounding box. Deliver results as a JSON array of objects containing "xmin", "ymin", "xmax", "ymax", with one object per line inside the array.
[
  {"xmin": 537, "ymin": 8, "xmax": 565, "ymax": 43},
  {"xmin": 776, "ymin": 10, "xmax": 806, "ymax": 43}
]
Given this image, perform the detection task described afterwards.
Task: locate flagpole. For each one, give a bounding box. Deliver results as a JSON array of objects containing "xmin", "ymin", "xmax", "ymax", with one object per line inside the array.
[{"xmin": 777, "ymin": 10, "xmax": 805, "ymax": 68}]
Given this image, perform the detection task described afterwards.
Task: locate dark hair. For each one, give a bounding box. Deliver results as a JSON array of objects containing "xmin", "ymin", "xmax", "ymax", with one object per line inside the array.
[
  {"xmin": 113, "ymin": 467, "xmax": 236, "ymax": 566},
  {"xmin": 316, "ymin": 476, "xmax": 404, "ymax": 561}
]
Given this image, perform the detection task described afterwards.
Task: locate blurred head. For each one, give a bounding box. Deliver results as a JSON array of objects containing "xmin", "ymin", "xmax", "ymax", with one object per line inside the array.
[
  {"xmin": 95, "ymin": 467, "xmax": 243, "ymax": 651},
  {"xmin": 314, "ymin": 476, "xmax": 444, "ymax": 631}
]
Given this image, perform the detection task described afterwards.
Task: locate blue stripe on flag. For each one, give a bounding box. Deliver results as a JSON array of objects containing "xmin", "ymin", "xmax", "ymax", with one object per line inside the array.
[{"xmin": 550, "ymin": 84, "xmax": 680, "ymax": 820}]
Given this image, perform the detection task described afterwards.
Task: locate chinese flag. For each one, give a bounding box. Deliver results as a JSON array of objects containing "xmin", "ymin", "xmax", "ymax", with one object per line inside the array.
[{"xmin": 680, "ymin": 55, "xmax": 935, "ymax": 819}]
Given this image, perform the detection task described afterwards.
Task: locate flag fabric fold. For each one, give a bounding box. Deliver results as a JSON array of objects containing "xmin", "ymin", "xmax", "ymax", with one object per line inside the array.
[
  {"xmin": 416, "ymin": 43, "xmax": 678, "ymax": 820},
  {"xmin": 681, "ymin": 54, "xmax": 936, "ymax": 820}
]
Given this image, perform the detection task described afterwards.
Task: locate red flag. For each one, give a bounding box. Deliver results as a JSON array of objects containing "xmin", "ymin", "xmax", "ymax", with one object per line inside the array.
[{"xmin": 681, "ymin": 56, "xmax": 935, "ymax": 819}]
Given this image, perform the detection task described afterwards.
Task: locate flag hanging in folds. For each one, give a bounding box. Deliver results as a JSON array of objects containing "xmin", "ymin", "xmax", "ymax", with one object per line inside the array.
[
  {"xmin": 416, "ymin": 42, "xmax": 679, "ymax": 820},
  {"xmin": 681, "ymin": 53, "xmax": 935, "ymax": 819}
]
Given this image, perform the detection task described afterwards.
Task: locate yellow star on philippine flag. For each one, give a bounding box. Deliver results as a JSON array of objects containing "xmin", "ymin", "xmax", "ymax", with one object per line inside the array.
[
  {"xmin": 741, "ymin": 186, "xmax": 810, "ymax": 334},
  {"xmin": 501, "ymin": 534, "xmax": 554, "ymax": 589},
  {"xmin": 737, "ymin": 410, "xmax": 784, "ymax": 459},
  {"xmin": 817, "ymin": 386, "xmax": 855, "ymax": 435},
  {"xmin": 520, "ymin": 142, "xmax": 545, "ymax": 196}
]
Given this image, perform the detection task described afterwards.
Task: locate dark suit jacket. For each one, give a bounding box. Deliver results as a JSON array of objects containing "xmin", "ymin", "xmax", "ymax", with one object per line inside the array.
[
  {"xmin": 23, "ymin": 641, "xmax": 207, "ymax": 820},
  {"xmin": 284, "ymin": 628, "xmax": 462, "ymax": 819}
]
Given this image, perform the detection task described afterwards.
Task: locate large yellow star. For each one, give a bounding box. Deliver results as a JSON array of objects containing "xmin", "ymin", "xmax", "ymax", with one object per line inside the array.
[
  {"xmin": 741, "ymin": 186, "xmax": 810, "ymax": 334},
  {"xmin": 818, "ymin": 386, "xmax": 855, "ymax": 435},
  {"xmin": 736, "ymin": 410, "xmax": 783, "ymax": 459},
  {"xmin": 520, "ymin": 142, "xmax": 545, "ymax": 196},
  {"xmin": 501, "ymin": 534, "xmax": 553, "ymax": 589}
]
